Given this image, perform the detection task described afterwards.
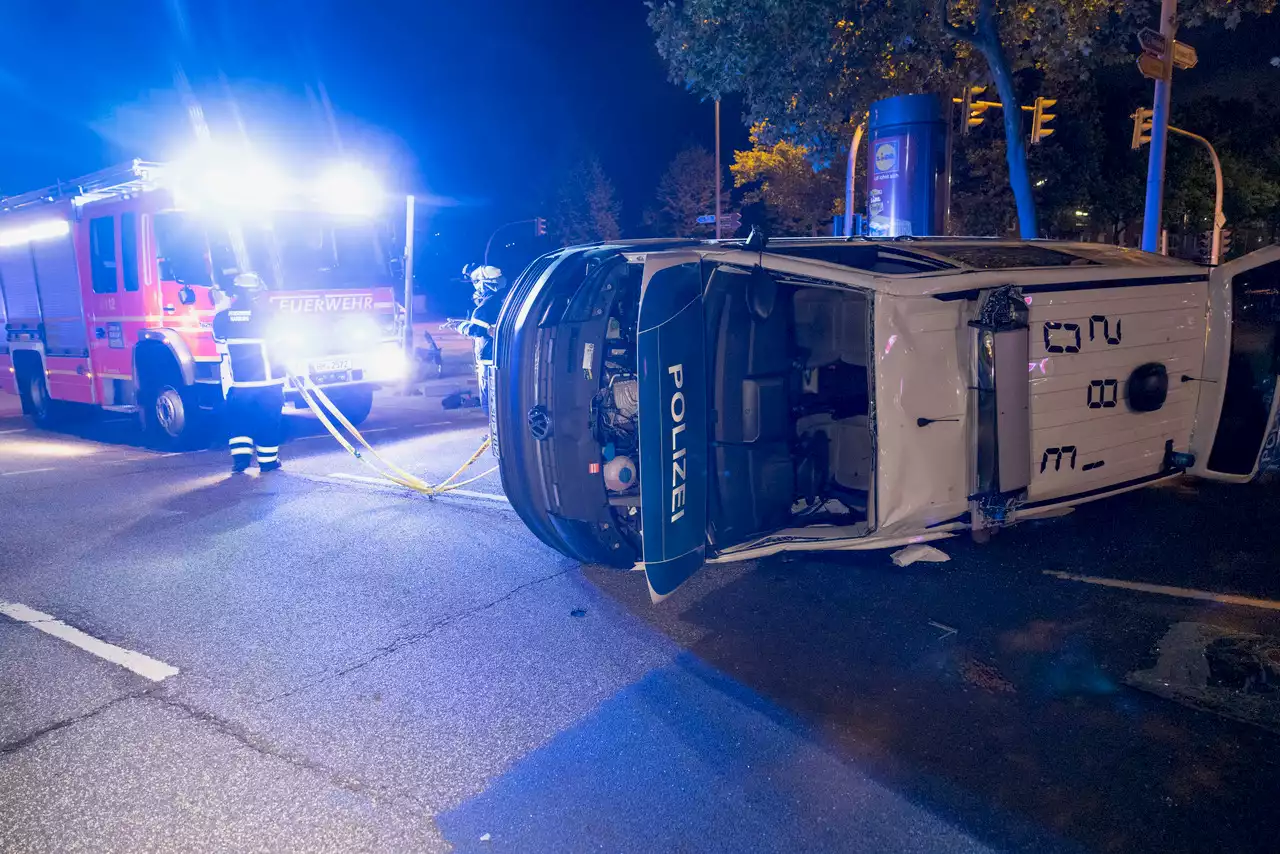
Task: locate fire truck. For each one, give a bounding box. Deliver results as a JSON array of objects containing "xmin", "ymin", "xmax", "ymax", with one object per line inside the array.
[{"xmin": 0, "ymin": 158, "xmax": 410, "ymax": 448}]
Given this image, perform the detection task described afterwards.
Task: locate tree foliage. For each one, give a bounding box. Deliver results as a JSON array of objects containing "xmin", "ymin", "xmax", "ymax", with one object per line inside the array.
[
  {"xmin": 648, "ymin": 0, "xmax": 1275, "ymax": 237},
  {"xmin": 655, "ymin": 145, "xmax": 719, "ymax": 235},
  {"xmin": 730, "ymin": 123, "xmax": 842, "ymax": 236},
  {"xmin": 550, "ymin": 157, "xmax": 622, "ymax": 246}
]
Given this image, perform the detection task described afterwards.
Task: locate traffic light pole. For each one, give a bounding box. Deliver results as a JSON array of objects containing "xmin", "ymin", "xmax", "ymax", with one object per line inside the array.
[
  {"xmin": 483, "ymin": 219, "xmax": 537, "ymax": 268},
  {"xmin": 714, "ymin": 99, "xmax": 722, "ymax": 240},
  {"xmin": 403, "ymin": 195, "xmax": 416, "ymax": 356},
  {"xmin": 1168, "ymin": 125, "xmax": 1225, "ymax": 265},
  {"xmin": 1141, "ymin": 0, "xmax": 1178, "ymax": 253}
]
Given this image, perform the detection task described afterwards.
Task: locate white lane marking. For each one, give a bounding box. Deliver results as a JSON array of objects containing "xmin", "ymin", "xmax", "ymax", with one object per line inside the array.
[
  {"xmin": 325, "ymin": 472, "xmax": 510, "ymax": 503},
  {"xmin": 0, "ymin": 428, "xmax": 28, "ymax": 435},
  {"xmin": 0, "ymin": 601, "xmax": 180, "ymax": 682},
  {"xmin": 1043, "ymin": 570, "xmax": 1280, "ymax": 612},
  {"xmin": 0, "ymin": 467, "xmax": 56, "ymax": 476}
]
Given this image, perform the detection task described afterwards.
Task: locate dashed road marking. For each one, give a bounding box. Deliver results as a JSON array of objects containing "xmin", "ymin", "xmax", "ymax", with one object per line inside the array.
[
  {"xmin": 0, "ymin": 428, "xmax": 28, "ymax": 435},
  {"xmin": 0, "ymin": 601, "xmax": 180, "ymax": 682},
  {"xmin": 1043, "ymin": 570, "xmax": 1280, "ymax": 611},
  {"xmin": 0, "ymin": 467, "xmax": 56, "ymax": 476}
]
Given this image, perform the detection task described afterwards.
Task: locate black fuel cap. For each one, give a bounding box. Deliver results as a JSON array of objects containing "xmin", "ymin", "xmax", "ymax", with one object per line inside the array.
[{"xmin": 1127, "ymin": 363, "xmax": 1169, "ymax": 412}]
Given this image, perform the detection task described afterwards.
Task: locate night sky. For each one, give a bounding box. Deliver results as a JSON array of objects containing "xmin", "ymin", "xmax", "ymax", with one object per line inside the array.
[{"xmin": 0, "ymin": 1, "xmax": 745, "ymax": 278}]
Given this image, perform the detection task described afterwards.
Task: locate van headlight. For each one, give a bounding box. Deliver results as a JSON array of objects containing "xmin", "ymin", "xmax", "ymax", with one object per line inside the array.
[{"xmin": 369, "ymin": 342, "xmax": 406, "ymax": 380}]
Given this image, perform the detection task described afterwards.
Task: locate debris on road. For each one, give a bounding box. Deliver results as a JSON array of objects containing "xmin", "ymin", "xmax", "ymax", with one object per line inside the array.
[
  {"xmin": 891, "ymin": 544, "xmax": 951, "ymax": 567},
  {"xmin": 959, "ymin": 655, "xmax": 1017, "ymax": 694},
  {"xmin": 928, "ymin": 620, "xmax": 958, "ymax": 640},
  {"xmin": 1127, "ymin": 621, "xmax": 1280, "ymax": 734}
]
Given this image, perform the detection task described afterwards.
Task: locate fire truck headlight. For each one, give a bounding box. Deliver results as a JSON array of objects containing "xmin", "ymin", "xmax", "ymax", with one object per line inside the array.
[
  {"xmin": 314, "ymin": 162, "xmax": 383, "ymax": 216},
  {"xmin": 369, "ymin": 342, "xmax": 407, "ymax": 381},
  {"xmin": 340, "ymin": 315, "xmax": 383, "ymax": 347},
  {"xmin": 268, "ymin": 318, "xmax": 307, "ymax": 356}
]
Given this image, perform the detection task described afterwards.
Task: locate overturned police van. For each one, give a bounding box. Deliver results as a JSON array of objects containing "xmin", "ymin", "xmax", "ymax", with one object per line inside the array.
[{"xmin": 481, "ymin": 237, "xmax": 1280, "ymax": 600}]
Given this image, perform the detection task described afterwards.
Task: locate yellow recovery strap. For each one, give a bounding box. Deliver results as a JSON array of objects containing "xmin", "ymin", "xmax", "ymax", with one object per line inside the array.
[{"xmin": 289, "ymin": 371, "xmax": 496, "ymax": 496}]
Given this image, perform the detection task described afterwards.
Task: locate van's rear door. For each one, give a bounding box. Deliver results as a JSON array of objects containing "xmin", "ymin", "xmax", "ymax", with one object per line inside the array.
[
  {"xmin": 1191, "ymin": 246, "xmax": 1280, "ymax": 481},
  {"xmin": 636, "ymin": 252, "xmax": 708, "ymax": 602}
]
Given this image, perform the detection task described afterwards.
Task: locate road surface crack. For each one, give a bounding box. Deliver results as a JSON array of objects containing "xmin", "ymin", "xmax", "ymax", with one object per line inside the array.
[
  {"xmin": 259, "ymin": 566, "xmax": 572, "ymax": 705},
  {"xmin": 146, "ymin": 694, "xmax": 431, "ymax": 813},
  {"xmin": 0, "ymin": 689, "xmax": 154, "ymax": 756}
]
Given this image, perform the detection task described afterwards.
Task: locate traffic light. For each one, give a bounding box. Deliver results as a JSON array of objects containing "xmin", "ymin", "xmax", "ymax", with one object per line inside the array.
[
  {"xmin": 1029, "ymin": 97, "xmax": 1057, "ymax": 145},
  {"xmin": 959, "ymin": 85, "xmax": 988, "ymax": 134},
  {"xmin": 534, "ymin": 217, "xmax": 547, "ymax": 237},
  {"xmin": 1196, "ymin": 231, "xmax": 1212, "ymax": 264},
  {"xmin": 1130, "ymin": 108, "xmax": 1153, "ymax": 150},
  {"xmin": 1220, "ymin": 228, "xmax": 1233, "ymax": 259}
]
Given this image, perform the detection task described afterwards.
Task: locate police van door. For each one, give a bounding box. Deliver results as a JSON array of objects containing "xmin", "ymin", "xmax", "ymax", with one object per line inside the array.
[
  {"xmin": 1022, "ymin": 273, "xmax": 1211, "ymax": 508},
  {"xmin": 1189, "ymin": 246, "xmax": 1280, "ymax": 482},
  {"xmin": 634, "ymin": 251, "xmax": 708, "ymax": 602}
]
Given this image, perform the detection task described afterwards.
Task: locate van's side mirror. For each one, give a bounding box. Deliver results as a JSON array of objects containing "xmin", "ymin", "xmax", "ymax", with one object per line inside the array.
[{"xmin": 178, "ymin": 286, "xmax": 196, "ymax": 306}]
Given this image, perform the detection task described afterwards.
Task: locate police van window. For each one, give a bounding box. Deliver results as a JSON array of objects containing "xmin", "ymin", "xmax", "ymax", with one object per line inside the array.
[
  {"xmin": 925, "ymin": 244, "xmax": 1098, "ymax": 269},
  {"xmin": 121, "ymin": 213, "xmax": 139, "ymax": 292},
  {"xmin": 90, "ymin": 216, "xmax": 118, "ymax": 294},
  {"xmin": 765, "ymin": 243, "xmax": 952, "ymax": 274}
]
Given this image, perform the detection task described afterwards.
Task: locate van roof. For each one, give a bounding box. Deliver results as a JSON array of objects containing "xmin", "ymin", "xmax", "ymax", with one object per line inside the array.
[
  {"xmin": 752, "ymin": 237, "xmax": 1200, "ymax": 275},
  {"xmin": 617, "ymin": 236, "xmax": 1206, "ymax": 299}
]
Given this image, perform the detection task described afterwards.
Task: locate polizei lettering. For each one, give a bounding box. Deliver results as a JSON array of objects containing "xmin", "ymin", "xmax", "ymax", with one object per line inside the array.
[
  {"xmin": 273, "ymin": 294, "xmax": 375, "ymax": 313},
  {"xmin": 668, "ymin": 363, "xmax": 687, "ymax": 523}
]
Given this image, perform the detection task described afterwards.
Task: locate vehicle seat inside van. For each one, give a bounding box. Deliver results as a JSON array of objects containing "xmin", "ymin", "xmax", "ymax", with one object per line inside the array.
[
  {"xmin": 705, "ymin": 267, "xmax": 796, "ymax": 545},
  {"xmin": 794, "ymin": 289, "xmax": 868, "ymax": 369}
]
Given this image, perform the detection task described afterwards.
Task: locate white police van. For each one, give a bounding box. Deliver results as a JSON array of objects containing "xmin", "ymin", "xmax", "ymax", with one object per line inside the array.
[{"xmin": 485, "ymin": 237, "xmax": 1280, "ymax": 600}]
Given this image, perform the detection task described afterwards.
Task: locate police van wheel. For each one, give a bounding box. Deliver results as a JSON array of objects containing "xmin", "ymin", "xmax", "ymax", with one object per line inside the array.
[
  {"xmin": 142, "ymin": 382, "xmax": 205, "ymax": 450},
  {"xmin": 330, "ymin": 386, "xmax": 374, "ymax": 427}
]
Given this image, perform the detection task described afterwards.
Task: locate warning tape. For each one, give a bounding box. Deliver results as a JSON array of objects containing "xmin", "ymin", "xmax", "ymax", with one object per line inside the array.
[{"xmin": 289, "ymin": 371, "xmax": 496, "ymax": 497}]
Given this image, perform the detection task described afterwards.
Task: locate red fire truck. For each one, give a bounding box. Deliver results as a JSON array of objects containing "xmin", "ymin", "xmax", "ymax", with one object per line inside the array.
[{"xmin": 0, "ymin": 159, "xmax": 410, "ymax": 448}]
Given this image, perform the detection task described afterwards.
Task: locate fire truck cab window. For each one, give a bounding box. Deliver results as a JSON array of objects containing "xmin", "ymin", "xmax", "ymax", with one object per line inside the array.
[
  {"xmin": 90, "ymin": 216, "xmax": 118, "ymax": 294},
  {"xmin": 154, "ymin": 212, "xmax": 229, "ymax": 288},
  {"xmin": 121, "ymin": 213, "xmax": 139, "ymax": 292}
]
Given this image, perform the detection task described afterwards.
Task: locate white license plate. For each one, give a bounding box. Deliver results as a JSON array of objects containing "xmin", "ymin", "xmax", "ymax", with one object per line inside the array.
[{"xmin": 311, "ymin": 358, "xmax": 352, "ymax": 373}]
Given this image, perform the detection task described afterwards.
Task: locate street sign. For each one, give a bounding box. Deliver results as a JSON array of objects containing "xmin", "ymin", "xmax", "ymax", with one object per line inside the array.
[
  {"xmin": 1136, "ymin": 53, "xmax": 1166, "ymax": 81},
  {"xmin": 696, "ymin": 214, "xmax": 716, "ymax": 224},
  {"xmin": 1171, "ymin": 40, "xmax": 1198, "ymax": 70},
  {"xmin": 1137, "ymin": 27, "xmax": 1167, "ymax": 56},
  {"xmin": 720, "ymin": 212, "xmax": 742, "ymax": 231}
]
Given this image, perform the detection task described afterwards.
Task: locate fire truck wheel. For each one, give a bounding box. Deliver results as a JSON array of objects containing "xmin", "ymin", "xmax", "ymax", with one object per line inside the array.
[
  {"xmin": 329, "ymin": 386, "xmax": 375, "ymax": 427},
  {"xmin": 24, "ymin": 369, "xmax": 62, "ymax": 428},
  {"xmin": 141, "ymin": 382, "xmax": 205, "ymax": 450}
]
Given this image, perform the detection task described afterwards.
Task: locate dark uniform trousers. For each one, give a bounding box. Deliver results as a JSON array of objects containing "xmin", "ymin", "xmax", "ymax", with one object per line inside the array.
[
  {"xmin": 226, "ymin": 385, "xmax": 284, "ymax": 465},
  {"xmin": 215, "ymin": 298, "xmax": 286, "ymax": 468}
]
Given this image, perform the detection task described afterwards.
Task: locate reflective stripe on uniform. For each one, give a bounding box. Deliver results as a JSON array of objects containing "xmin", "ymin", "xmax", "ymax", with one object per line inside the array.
[
  {"xmin": 230, "ymin": 447, "xmax": 254, "ymax": 456},
  {"xmin": 230, "ymin": 436, "xmax": 253, "ymax": 445},
  {"xmin": 257, "ymin": 454, "xmax": 278, "ymax": 463},
  {"xmin": 255, "ymin": 445, "xmax": 279, "ymax": 454}
]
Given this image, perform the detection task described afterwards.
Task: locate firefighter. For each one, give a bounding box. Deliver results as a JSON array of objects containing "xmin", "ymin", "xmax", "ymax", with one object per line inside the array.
[
  {"xmin": 448, "ymin": 264, "xmax": 510, "ymax": 409},
  {"xmin": 212, "ymin": 273, "xmax": 286, "ymax": 473}
]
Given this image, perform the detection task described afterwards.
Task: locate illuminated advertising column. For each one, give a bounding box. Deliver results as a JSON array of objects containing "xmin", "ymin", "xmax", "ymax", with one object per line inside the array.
[{"xmin": 866, "ymin": 94, "xmax": 947, "ymax": 237}]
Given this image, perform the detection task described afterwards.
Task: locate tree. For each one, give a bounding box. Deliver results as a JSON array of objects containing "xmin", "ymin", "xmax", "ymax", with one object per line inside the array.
[
  {"xmin": 550, "ymin": 157, "xmax": 622, "ymax": 246},
  {"xmin": 648, "ymin": 0, "xmax": 1275, "ymax": 238},
  {"xmin": 655, "ymin": 146, "xmax": 719, "ymax": 235},
  {"xmin": 730, "ymin": 123, "xmax": 842, "ymax": 236}
]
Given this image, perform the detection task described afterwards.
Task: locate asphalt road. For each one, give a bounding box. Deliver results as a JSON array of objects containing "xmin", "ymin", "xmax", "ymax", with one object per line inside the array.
[{"xmin": 3, "ymin": 386, "xmax": 1280, "ymax": 853}]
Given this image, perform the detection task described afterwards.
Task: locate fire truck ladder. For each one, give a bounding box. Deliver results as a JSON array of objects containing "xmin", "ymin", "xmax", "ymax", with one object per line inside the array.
[{"xmin": 1, "ymin": 160, "xmax": 167, "ymax": 212}]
